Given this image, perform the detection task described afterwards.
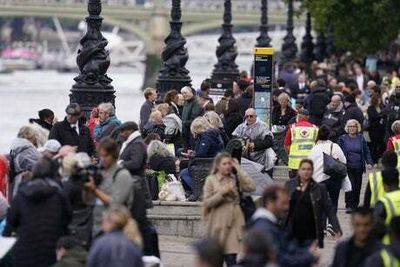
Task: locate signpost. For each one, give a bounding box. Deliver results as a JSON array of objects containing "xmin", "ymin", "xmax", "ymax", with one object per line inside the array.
[{"xmin": 253, "ymin": 47, "xmax": 274, "ymax": 128}]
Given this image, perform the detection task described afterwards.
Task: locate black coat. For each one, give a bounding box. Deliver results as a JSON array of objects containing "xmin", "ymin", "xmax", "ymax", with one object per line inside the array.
[
  {"xmin": 49, "ymin": 118, "xmax": 95, "ymax": 156},
  {"xmin": 3, "ymin": 178, "xmax": 72, "ymax": 267},
  {"xmin": 149, "ymin": 154, "xmax": 176, "ymax": 177},
  {"xmin": 271, "ymin": 106, "xmax": 297, "ymax": 126},
  {"xmin": 342, "ymin": 103, "xmax": 364, "ymax": 127},
  {"xmin": 237, "ymin": 93, "xmax": 253, "ymax": 118},
  {"xmin": 331, "ymin": 236, "xmax": 381, "ymax": 267},
  {"xmin": 285, "ymin": 179, "xmax": 341, "ymax": 248}
]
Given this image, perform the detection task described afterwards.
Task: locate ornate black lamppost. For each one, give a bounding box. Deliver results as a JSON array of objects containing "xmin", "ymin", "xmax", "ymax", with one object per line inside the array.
[
  {"xmin": 70, "ymin": 0, "xmax": 114, "ymax": 117},
  {"xmin": 281, "ymin": 0, "xmax": 297, "ymax": 64},
  {"xmin": 300, "ymin": 12, "xmax": 314, "ymax": 64},
  {"xmin": 314, "ymin": 32, "xmax": 327, "ymax": 62},
  {"xmin": 325, "ymin": 24, "xmax": 334, "ymax": 58},
  {"xmin": 210, "ymin": 0, "xmax": 239, "ymax": 89},
  {"xmin": 156, "ymin": 0, "xmax": 191, "ymax": 95},
  {"xmin": 256, "ymin": 0, "xmax": 271, "ymax": 47}
]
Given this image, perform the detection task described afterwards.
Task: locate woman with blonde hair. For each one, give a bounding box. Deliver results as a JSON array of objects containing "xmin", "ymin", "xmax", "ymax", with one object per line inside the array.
[
  {"xmin": 156, "ymin": 103, "xmax": 182, "ymax": 147},
  {"xmin": 180, "ymin": 117, "xmax": 224, "ymax": 194},
  {"xmin": 203, "ymin": 111, "xmax": 229, "ymax": 145},
  {"xmin": 87, "ymin": 205, "xmax": 144, "ymax": 267},
  {"xmin": 338, "ymin": 119, "xmax": 373, "ymax": 213},
  {"xmin": 203, "ymin": 152, "xmax": 255, "ymax": 266}
]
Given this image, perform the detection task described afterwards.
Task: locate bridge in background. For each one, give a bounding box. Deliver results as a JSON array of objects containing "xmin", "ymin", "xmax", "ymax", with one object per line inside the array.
[{"xmin": 0, "ymin": 0, "xmax": 305, "ymax": 56}]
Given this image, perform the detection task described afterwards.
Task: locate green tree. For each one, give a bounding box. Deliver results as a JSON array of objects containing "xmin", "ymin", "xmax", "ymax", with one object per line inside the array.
[{"xmin": 303, "ymin": 0, "xmax": 400, "ymax": 56}]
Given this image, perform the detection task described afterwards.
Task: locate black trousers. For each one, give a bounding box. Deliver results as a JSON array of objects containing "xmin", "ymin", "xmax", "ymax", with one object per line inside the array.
[{"xmin": 345, "ymin": 167, "xmax": 364, "ymax": 209}]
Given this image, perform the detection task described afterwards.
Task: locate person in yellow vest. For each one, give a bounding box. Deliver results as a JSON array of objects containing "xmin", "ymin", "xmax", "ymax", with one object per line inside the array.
[
  {"xmin": 364, "ymin": 151, "xmax": 398, "ymax": 208},
  {"xmin": 284, "ymin": 109, "xmax": 318, "ymax": 179},
  {"xmin": 373, "ymin": 168, "xmax": 400, "ymax": 239},
  {"xmin": 365, "ymin": 216, "xmax": 400, "ymax": 267},
  {"xmin": 386, "ymin": 120, "xmax": 400, "ymax": 168}
]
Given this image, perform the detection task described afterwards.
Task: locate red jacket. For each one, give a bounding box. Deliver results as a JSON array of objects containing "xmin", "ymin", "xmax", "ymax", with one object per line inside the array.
[{"xmin": 386, "ymin": 133, "xmax": 400, "ymax": 151}]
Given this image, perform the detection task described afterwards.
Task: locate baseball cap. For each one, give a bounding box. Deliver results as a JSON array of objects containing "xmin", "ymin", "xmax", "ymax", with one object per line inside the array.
[
  {"xmin": 66, "ymin": 103, "xmax": 81, "ymax": 116},
  {"xmin": 43, "ymin": 139, "xmax": 62, "ymax": 153},
  {"xmin": 298, "ymin": 108, "xmax": 309, "ymax": 116}
]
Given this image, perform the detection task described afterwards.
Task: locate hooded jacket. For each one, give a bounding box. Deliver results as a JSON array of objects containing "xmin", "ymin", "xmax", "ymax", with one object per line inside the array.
[
  {"xmin": 3, "ymin": 178, "xmax": 72, "ymax": 267},
  {"xmin": 322, "ymin": 103, "xmax": 344, "ymax": 141}
]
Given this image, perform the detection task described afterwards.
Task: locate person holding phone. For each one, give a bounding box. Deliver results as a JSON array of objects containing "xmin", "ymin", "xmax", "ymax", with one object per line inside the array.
[{"xmin": 203, "ymin": 152, "xmax": 255, "ymax": 266}]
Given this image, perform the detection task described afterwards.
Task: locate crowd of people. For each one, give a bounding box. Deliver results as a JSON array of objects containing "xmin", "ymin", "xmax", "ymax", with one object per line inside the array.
[{"xmin": 0, "ymin": 60, "xmax": 399, "ymax": 267}]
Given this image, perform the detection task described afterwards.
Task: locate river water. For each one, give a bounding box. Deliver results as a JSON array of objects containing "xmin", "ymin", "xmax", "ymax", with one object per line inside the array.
[{"xmin": 0, "ymin": 62, "xmax": 247, "ymax": 153}]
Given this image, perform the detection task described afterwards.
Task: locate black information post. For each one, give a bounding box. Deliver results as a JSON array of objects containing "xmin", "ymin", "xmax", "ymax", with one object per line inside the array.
[{"xmin": 253, "ymin": 47, "xmax": 274, "ymax": 128}]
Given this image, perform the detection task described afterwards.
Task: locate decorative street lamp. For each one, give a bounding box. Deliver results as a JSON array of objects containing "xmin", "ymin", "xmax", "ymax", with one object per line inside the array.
[
  {"xmin": 156, "ymin": 0, "xmax": 191, "ymax": 95},
  {"xmin": 281, "ymin": 0, "xmax": 297, "ymax": 64},
  {"xmin": 300, "ymin": 12, "xmax": 314, "ymax": 64},
  {"xmin": 210, "ymin": 0, "xmax": 239, "ymax": 90},
  {"xmin": 256, "ymin": 0, "xmax": 271, "ymax": 47},
  {"xmin": 325, "ymin": 24, "xmax": 334, "ymax": 58},
  {"xmin": 70, "ymin": 0, "xmax": 115, "ymax": 117},
  {"xmin": 314, "ymin": 32, "xmax": 327, "ymax": 62}
]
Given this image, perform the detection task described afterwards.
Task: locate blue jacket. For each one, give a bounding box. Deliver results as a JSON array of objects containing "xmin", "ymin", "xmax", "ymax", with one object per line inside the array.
[
  {"xmin": 94, "ymin": 116, "xmax": 122, "ymax": 141},
  {"xmin": 247, "ymin": 208, "xmax": 316, "ymax": 267},
  {"xmin": 338, "ymin": 134, "xmax": 372, "ymax": 172},
  {"xmin": 87, "ymin": 231, "xmax": 143, "ymax": 267},
  {"xmin": 194, "ymin": 129, "xmax": 224, "ymax": 158}
]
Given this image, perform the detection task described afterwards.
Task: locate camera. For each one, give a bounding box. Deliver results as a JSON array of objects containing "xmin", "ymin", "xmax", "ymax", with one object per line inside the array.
[{"xmin": 70, "ymin": 164, "xmax": 104, "ymax": 186}]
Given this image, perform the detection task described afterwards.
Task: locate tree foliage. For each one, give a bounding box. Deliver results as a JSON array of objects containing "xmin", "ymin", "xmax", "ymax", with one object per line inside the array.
[{"xmin": 302, "ymin": 0, "xmax": 400, "ymax": 56}]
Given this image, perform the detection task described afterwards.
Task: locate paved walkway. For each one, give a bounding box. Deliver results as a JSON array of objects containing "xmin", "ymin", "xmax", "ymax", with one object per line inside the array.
[{"xmin": 158, "ymin": 170, "xmax": 370, "ymax": 267}]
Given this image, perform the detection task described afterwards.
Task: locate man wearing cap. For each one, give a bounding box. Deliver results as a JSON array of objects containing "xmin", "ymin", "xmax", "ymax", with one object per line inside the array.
[
  {"xmin": 284, "ymin": 109, "xmax": 318, "ymax": 178},
  {"xmin": 49, "ymin": 103, "xmax": 95, "ymax": 156},
  {"xmin": 40, "ymin": 139, "xmax": 61, "ymax": 160}
]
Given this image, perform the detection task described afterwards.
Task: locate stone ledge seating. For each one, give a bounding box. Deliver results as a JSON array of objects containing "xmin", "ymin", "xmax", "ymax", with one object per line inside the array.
[{"xmin": 148, "ymin": 166, "xmax": 289, "ymax": 238}]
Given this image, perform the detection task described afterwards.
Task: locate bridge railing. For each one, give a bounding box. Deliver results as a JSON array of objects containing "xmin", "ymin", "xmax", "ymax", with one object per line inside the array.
[{"xmin": 0, "ymin": 0, "xmax": 299, "ymax": 12}]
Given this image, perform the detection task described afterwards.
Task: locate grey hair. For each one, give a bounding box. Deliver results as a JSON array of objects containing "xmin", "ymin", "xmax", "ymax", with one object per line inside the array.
[
  {"xmin": 204, "ymin": 111, "xmax": 223, "ymax": 129},
  {"xmin": 391, "ymin": 120, "xmax": 400, "ymax": 134},
  {"xmin": 98, "ymin": 102, "xmax": 115, "ymax": 116},
  {"xmin": 147, "ymin": 140, "xmax": 174, "ymax": 159},
  {"xmin": 181, "ymin": 86, "xmax": 193, "ymax": 95},
  {"xmin": 190, "ymin": 117, "xmax": 211, "ymax": 137},
  {"xmin": 344, "ymin": 119, "xmax": 362, "ymax": 133}
]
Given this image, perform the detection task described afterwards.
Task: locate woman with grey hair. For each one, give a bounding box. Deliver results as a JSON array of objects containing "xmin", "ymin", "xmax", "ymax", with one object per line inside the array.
[
  {"xmin": 147, "ymin": 140, "xmax": 176, "ymax": 176},
  {"xmin": 338, "ymin": 119, "xmax": 373, "ymax": 213},
  {"xmin": 94, "ymin": 102, "xmax": 121, "ymax": 142}
]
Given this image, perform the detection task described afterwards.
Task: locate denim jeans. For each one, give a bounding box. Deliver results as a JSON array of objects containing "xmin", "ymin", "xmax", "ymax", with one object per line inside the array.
[
  {"xmin": 322, "ymin": 177, "xmax": 342, "ymax": 227},
  {"xmin": 180, "ymin": 168, "xmax": 192, "ymax": 191}
]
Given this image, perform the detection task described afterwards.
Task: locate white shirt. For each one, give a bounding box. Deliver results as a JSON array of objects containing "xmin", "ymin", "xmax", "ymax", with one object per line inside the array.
[
  {"xmin": 70, "ymin": 123, "xmax": 79, "ymax": 135},
  {"xmin": 308, "ymin": 140, "xmax": 352, "ymax": 191},
  {"xmin": 356, "ymin": 74, "xmax": 364, "ymax": 91}
]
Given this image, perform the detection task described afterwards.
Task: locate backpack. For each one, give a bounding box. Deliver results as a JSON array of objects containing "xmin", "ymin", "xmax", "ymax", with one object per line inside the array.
[{"xmin": 309, "ymin": 91, "xmax": 327, "ymax": 116}]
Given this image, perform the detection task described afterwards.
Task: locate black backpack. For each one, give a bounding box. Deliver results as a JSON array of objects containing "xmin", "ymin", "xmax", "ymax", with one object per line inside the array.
[{"xmin": 309, "ymin": 91, "xmax": 327, "ymax": 116}]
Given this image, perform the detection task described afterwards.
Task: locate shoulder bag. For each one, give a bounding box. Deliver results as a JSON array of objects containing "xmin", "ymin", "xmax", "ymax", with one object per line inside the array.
[{"xmin": 323, "ymin": 143, "xmax": 347, "ymax": 180}]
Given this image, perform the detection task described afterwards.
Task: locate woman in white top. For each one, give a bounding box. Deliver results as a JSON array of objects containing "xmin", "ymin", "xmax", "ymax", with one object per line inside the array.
[{"xmin": 308, "ymin": 125, "xmax": 351, "ymax": 216}]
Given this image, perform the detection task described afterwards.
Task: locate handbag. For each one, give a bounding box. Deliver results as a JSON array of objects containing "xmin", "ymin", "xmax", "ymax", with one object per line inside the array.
[
  {"xmin": 234, "ymin": 172, "xmax": 256, "ymax": 222},
  {"xmin": 323, "ymin": 143, "xmax": 347, "ymax": 180}
]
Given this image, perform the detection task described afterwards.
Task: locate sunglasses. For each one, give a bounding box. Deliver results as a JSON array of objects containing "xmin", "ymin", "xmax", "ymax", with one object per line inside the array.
[{"xmin": 245, "ymin": 115, "xmax": 256, "ymax": 119}]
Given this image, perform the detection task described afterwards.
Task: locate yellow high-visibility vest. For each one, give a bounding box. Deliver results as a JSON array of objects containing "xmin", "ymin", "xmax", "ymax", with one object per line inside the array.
[
  {"xmin": 288, "ymin": 125, "xmax": 318, "ymax": 170},
  {"xmin": 379, "ymin": 190, "xmax": 400, "ymax": 225},
  {"xmin": 392, "ymin": 137, "xmax": 400, "ymax": 168},
  {"xmin": 369, "ymin": 171, "xmax": 385, "ymax": 207},
  {"xmin": 380, "ymin": 249, "xmax": 400, "ymax": 267}
]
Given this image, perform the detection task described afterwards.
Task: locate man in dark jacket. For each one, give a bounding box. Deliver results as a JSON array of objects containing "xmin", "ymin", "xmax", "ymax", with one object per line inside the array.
[
  {"xmin": 321, "ymin": 94, "xmax": 345, "ymax": 142},
  {"xmin": 331, "ymin": 207, "xmax": 381, "ymax": 267},
  {"xmin": 247, "ymin": 185, "xmax": 319, "ymax": 267},
  {"xmin": 365, "ymin": 216, "xmax": 400, "ymax": 267},
  {"xmin": 49, "ymin": 103, "xmax": 95, "ymax": 156},
  {"xmin": 118, "ymin": 122, "xmax": 152, "ymax": 208},
  {"xmin": 181, "ymin": 86, "xmax": 202, "ymax": 149},
  {"xmin": 342, "ymin": 93, "xmax": 364, "ymax": 127},
  {"xmin": 140, "ymin": 87, "xmax": 157, "ymax": 132},
  {"xmin": 304, "ymin": 79, "xmax": 330, "ymax": 126}
]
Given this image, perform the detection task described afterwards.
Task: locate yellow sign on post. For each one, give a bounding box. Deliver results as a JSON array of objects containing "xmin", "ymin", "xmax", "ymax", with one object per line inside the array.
[{"xmin": 253, "ymin": 47, "xmax": 275, "ymax": 128}]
